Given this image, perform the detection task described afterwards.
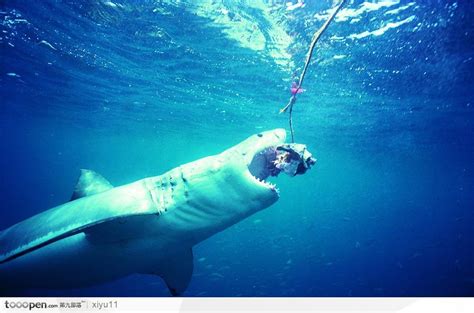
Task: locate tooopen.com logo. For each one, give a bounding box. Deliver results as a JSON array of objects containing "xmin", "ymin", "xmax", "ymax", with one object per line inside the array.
[{"xmin": 4, "ymin": 301, "xmax": 49, "ymax": 310}]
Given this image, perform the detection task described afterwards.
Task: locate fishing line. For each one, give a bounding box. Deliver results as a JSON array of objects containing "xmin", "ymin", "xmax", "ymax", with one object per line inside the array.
[{"xmin": 280, "ymin": 0, "xmax": 346, "ymax": 143}]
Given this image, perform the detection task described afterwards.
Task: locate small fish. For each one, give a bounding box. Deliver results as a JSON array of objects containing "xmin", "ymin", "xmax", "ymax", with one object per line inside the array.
[
  {"xmin": 104, "ymin": 1, "xmax": 117, "ymax": 8},
  {"xmin": 210, "ymin": 272, "xmax": 224, "ymax": 278},
  {"xmin": 38, "ymin": 40, "xmax": 57, "ymax": 50}
]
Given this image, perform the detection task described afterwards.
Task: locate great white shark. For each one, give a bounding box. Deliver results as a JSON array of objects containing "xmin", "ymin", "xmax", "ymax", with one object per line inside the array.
[{"xmin": 0, "ymin": 129, "xmax": 315, "ymax": 296}]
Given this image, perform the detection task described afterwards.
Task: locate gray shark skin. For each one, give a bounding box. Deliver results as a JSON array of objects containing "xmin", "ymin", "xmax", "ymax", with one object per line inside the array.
[{"xmin": 0, "ymin": 129, "xmax": 302, "ymax": 296}]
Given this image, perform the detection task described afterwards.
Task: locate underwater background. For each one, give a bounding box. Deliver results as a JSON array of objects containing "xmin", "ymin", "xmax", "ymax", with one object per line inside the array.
[{"xmin": 0, "ymin": 0, "xmax": 473, "ymax": 296}]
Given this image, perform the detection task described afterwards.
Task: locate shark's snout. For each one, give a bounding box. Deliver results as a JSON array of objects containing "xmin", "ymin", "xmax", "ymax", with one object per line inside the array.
[{"xmin": 263, "ymin": 128, "xmax": 286, "ymax": 141}]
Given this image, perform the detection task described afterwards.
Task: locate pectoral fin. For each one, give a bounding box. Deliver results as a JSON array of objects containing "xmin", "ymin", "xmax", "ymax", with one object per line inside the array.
[{"xmin": 148, "ymin": 249, "xmax": 194, "ymax": 296}]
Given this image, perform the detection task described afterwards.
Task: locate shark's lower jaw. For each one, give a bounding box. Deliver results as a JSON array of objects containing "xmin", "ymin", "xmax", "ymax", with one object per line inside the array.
[{"xmin": 250, "ymin": 175, "xmax": 279, "ymax": 195}]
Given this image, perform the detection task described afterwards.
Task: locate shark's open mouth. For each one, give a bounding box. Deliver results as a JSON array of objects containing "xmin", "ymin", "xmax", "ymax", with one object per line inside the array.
[
  {"xmin": 247, "ymin": 147, "xmax": 280, "ymax": 193},
  {"xmin": 247, "ymin": 144, "xmax": 316, "ymax": 194}
]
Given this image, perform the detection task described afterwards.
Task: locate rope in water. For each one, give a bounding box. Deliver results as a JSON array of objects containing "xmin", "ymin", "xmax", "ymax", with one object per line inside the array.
[{"xmin": 280, "ymin": 0, "xmax": 346, "ymax": 143}]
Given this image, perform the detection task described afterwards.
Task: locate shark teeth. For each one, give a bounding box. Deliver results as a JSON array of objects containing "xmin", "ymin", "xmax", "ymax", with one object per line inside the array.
[{"xmin": 252, "ymin": 175, "xmax": 279, "ymax": 195}]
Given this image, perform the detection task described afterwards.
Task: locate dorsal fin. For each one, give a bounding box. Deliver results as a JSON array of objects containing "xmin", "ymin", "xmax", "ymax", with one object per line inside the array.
[{"xmin": 70, "ymin": 169, "xmax": 113, "ymax": 200}]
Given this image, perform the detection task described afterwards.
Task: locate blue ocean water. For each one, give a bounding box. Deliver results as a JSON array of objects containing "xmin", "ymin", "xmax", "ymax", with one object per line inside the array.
[{"xmin": 0, "ymin": 0, "xmax": 473, "ymax": 296}]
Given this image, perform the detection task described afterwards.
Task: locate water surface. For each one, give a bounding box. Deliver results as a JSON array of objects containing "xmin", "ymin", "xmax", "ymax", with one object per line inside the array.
[{"xmin": 1, "ymin": 0, "xmax": 473, "ymax": 296}]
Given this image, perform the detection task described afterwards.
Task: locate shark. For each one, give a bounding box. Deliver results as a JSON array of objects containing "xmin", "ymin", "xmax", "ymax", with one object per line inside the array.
[{"xmin": 0, "ymin": 129, "xmax": 315, "ymax": 296}]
